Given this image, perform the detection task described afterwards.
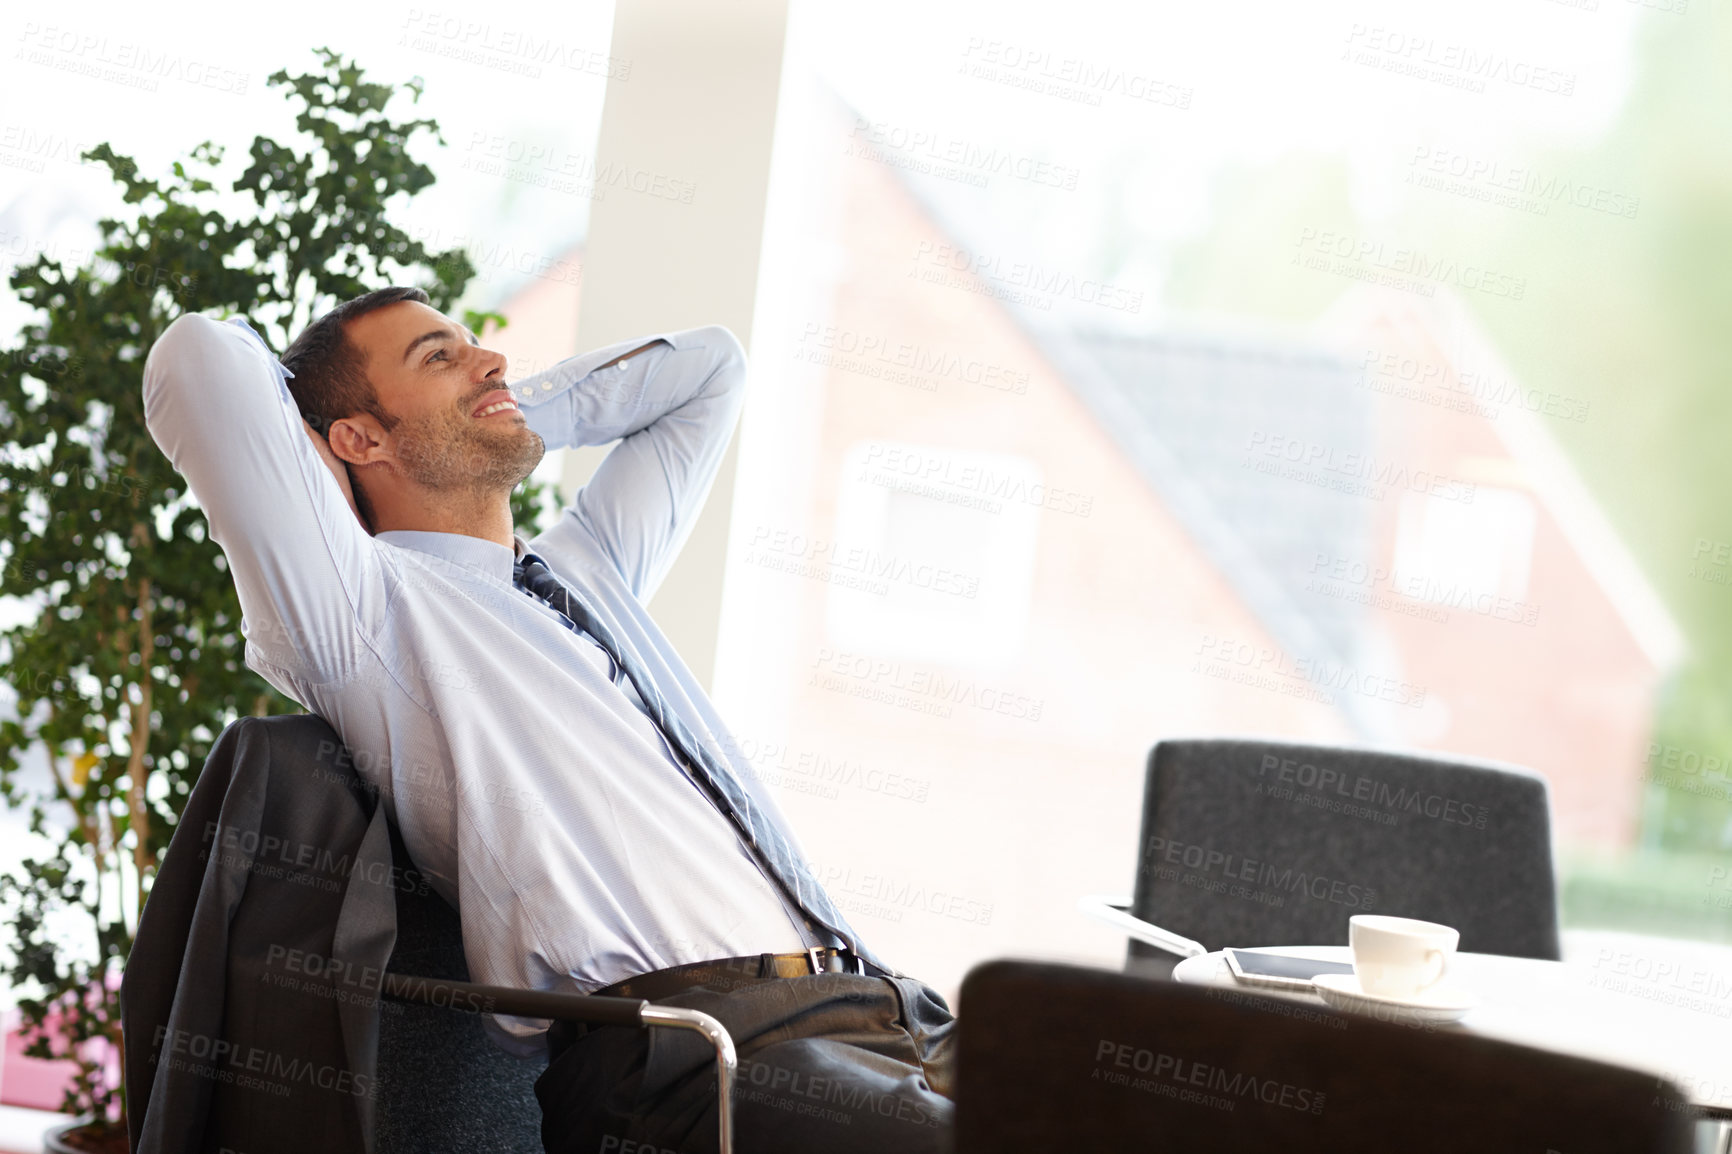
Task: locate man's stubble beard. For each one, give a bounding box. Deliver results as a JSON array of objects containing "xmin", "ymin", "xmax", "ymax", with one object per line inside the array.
[{"xmin": 393, "ymin": 407, "xmax": 546, "ymax": 495}]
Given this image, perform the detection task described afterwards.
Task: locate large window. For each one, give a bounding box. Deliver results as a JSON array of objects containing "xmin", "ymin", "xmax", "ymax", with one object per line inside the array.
[{"xmin": 715, "ymin": 0, "xmax": 1732, "ymax": 995}]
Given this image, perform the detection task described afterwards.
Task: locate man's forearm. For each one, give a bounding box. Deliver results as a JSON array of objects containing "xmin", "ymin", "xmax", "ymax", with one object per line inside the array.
[
  {"xmin": 517, "ymin": 327, "xmax": 746, "ymax": 455},
  {"xmin": 523, "ymin": 326, "xmax": 749, "ymax": 598}
]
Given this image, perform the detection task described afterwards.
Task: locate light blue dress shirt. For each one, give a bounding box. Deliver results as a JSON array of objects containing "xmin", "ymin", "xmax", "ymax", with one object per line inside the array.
[{"xmin": 142, "ymin": 314, "xmax": 838, "ymax": 1055}]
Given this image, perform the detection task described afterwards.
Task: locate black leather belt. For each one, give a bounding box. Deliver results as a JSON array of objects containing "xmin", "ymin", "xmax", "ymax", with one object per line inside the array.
[
  {"xmin": 547, "ymin": 950, "xmax": 889, "ymax": 1061},
  {"xmin": 593, "ymin": 947, "xmax": 884, "ymax": 1003}
]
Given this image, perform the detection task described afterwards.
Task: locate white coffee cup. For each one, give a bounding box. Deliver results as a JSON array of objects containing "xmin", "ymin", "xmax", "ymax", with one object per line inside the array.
[{"xmin": 1349, "ymin": 915, "xmax": 1459, "ymax": 999}]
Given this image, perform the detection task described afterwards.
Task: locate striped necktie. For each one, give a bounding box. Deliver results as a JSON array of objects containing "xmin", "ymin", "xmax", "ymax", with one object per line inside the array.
[{"xmin": 512, "ymin": 550, "xmax": 886, "ymax": 973}]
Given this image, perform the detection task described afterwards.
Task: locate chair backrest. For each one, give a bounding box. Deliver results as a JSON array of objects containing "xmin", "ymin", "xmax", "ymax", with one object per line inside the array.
[
  {"xmin": 1128, "ymin": 739, "xmax": 1560, "ymax": 970},
  {"xmin": 374, "ymin": 821, "xmax": 546, "ymax": 1153},
  {"xmin": 956, "ymin": 960, "xmax": 1694, "ymax": 1154},
  {"xmin": 124, "ymin": 715, "xmax": 384, "ymax": 1153}
]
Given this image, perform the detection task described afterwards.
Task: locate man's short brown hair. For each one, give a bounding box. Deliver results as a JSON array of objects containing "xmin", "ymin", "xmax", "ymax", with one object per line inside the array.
[{"xmin": 280, "ymin": 286, "xmax": 430, "ymax": 435}]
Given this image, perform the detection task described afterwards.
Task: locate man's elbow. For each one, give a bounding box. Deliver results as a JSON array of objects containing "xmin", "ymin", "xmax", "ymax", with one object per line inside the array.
[
  {"xmin": 147, "ymin": 312, "xmax": 222, "ymax": 372},
  {"xmin": 143, "ymin": 313, "xmax": 221, "ymax": 408},
  {"xmin": 687, "ymin": 324, "xmax": 747, "ymax": 395}
]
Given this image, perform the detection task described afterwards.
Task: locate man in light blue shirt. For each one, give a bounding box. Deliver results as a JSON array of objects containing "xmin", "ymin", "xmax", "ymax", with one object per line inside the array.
[{"xmin": 143, "ymin": 286, "xmax": 956, "ymax": 1153}]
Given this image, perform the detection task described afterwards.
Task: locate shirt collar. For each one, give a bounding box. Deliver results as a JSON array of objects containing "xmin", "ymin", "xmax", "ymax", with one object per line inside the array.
[{"xmin": 375, "ymin": 529, "xmax": 519, "ymax": 583}]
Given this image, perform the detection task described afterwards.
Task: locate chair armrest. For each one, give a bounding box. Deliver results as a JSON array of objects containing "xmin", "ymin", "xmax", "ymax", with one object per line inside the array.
[
  {"xmin": 381, "ymin": 971, "xmax": 649, "ymax": 1025},
  {"xmin": 382, "ymin": 972, "xmax": 737, "ymax": 1154},
  {"xmin": 1077, "ymin": 894, "xmax": 1209, "ymax": 960}
]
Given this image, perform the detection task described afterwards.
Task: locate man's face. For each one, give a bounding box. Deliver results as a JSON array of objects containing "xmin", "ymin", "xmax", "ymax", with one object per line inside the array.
[{"xmin": 345, "ymin": 300, "xmax": 544, "ymax": 492}]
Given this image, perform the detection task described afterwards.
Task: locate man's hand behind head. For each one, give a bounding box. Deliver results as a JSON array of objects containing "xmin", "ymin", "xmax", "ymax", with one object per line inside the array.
[{"xmin": 303, "ymin": 418, "xmax": 371, "ymax": 534}]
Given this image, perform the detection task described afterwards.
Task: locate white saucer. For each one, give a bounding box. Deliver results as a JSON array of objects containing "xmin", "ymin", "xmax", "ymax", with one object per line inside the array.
[{"xmin": 1312, "ymin": 973, "xmax": 1476, "ymax": 1025}]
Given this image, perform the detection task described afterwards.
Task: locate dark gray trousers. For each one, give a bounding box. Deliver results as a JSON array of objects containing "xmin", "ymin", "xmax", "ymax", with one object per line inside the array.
[{"xmin": 535, "ymin": 970, "xmax": 957, "ymax": 1154}]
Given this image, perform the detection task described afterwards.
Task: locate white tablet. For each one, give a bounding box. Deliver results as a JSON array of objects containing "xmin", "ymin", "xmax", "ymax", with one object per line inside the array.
[{"xmin": 1223, "ymin": 948, "xmax": 1355, "ymax": 991}]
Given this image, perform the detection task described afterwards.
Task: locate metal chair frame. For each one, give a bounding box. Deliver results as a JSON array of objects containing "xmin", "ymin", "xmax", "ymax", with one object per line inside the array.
[{"xmin": 380, "ymin": 971, "xmax": 737, "ymax": 1154}]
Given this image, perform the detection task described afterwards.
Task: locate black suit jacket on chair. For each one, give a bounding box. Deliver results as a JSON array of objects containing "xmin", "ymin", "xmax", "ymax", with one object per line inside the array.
[{"xmin": 122, "ymin": 715, "xmax": 404, "ymax": 1154}]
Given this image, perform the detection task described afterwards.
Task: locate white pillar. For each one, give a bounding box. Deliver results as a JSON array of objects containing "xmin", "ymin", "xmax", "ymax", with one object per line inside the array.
[{"xmin": 566, "ymin": 0, "xmax": 790, "ymax": 689}]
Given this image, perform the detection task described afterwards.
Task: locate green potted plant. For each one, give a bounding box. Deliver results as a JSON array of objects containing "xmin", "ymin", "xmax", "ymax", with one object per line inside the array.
[{"xmin": 0, "ymin": 48, "xmax": 540, "ymax": 1151}]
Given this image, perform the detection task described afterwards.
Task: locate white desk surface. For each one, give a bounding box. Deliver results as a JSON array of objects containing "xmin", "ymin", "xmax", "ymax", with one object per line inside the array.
[{"xmin": 1173, "ymin": 935, "xmax": 1732, "ymax": 1116}]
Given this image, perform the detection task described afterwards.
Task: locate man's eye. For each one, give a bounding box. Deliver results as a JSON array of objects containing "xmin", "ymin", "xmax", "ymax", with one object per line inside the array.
[{"xmin": 428, "ymin": 348, "xmax": 449, "ymax": 363}]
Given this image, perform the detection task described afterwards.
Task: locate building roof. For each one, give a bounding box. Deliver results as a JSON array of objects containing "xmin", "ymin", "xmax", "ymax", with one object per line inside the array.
[
  {"xmin": 868, "ymin": 97, "xmax": 1684, "ymax": 737},
  {"xmin": 1037, "ymin": 327, "xmax": 1400, "ymax": 739}
]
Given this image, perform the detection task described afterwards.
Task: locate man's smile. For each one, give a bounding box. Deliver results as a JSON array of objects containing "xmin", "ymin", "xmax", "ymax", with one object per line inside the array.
[{"xmin": 470, "ymin": 389, "xmax": 521, "ymax": 419}]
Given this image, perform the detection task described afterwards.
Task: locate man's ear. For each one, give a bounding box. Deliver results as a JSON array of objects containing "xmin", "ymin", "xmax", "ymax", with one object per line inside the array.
[
  {"xmin": 327, "ymin": 415, "xmax": 390, "ymax": 468},
  {"xmin": 302, "ymin": 419, "xmax": 371, "ymax": 534}
]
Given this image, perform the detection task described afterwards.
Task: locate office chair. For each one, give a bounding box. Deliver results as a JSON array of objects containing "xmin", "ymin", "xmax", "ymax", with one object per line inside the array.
[
  {"xmin": 956, "ymin": 959, "xmax": 1694, "ymax": 1153},
  {"xmin": 373, "ymin": 818, "xmax": 737, "ymax": 1153},
  {"xmin": 123, "ymin": 715, "xmax": 736, "ymax": 1154},
  {"xmin": 1081, "ymin": 739, "xmax": 1560, "ymax": 977}
]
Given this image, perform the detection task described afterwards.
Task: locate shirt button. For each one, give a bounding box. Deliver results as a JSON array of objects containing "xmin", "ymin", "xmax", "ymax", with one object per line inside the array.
[
  {"xmin": 618, "ymin": 359, "xmax": 631, "ymax": 369},
  {"xmin": 519, "ymin": 387, "xmax": 533, "ymax": 398},
  {"xmin": 542, "ymin": 382, "xmax": 554, "ymax": 391}
]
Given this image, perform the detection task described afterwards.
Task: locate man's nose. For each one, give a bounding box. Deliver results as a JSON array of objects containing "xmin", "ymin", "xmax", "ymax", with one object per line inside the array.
[{"xmin": 476, "ymin": 346, "xmax": 507, "ymax": 380}]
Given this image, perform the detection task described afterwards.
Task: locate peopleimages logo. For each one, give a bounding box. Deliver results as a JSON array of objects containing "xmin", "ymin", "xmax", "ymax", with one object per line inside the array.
[
  {"xmin": 796, "ymin": 322, "xmax": 1031, "ymax": 395},
  {"xmin": 1644, "ymin": 741, "xmax": 1731, "ymax": 782},
  {"xmin": 1141, "ymin": 836, "xmax": 1376, "ymax": 910},
  {"xmin": 734, "ymin": 1055, "xmax": 944, "ymax": 1128},
  {"xmin": 813, "ymin": 863, "xmax": 995, "ymax": 926},
  {"xmin": 1193, "ymin": 633, "xmax": 1428, "ymax": 709},
  {"xmin": 810, "ymin": 648, "xmax": 1044, "ymax": 722},
  {"xmin": 1093, "ymin": 1040, "xmax": 1326, "ymax": 1114},
  {"xmin": 1292, "ymin": 227, "xmax": 1526, "ymax": 301},
  {"xmin": 150, "ymin": 1025, "xmax": 374, "ymax": 1099},
  {"xmin": 744, "ymin": 524, "xmax": 981, "ymax": 599},
  {"xmin": 858, "ymin": 442, "xmax": 1094, "ymax": 517},
  {"xmin": 1406, "ymin": 146, "xmax": 1639, "ymax": 221},
  {"xmin": 956, "ymin": 38, "xmax": 1194, "ymax": 110},
  {"xmin": 200, "ymin": 821, "xmax": 433, "ymax": 894},
  {"xmin": 1255, "ymin": 754, "xmax": 1490, "ymax": 829},
  {"xmin": 1341, "ymin": 24, "xmax": 1576, "ymax": 97},
  {"xmin": 1587, "ymin": 946, "xmax": 1732, "ymax": 1018},
  {"xmin": 1359, "ymin": 348, "xmax": 1591, "ymax": 424},
  {"xmin": 15, "ymin": 22, "xmax": 250, "ymax": 94},
  {"xmin": 1244, "ymin": 430, "xmax": 1478, "ymax": 504},
  {"xmin": 909, "ymin": 241, "xmax": 1144, "ymax": 314},
  {"xmin": 846, "ymin": 118, "xmax": 1082, "ymax": 191}
]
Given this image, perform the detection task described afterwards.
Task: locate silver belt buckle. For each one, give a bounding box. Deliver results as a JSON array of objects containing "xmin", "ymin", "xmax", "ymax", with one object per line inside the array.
[{"xmin": 807, "ymin": 946, "xmax": 855, "ymax": 974}]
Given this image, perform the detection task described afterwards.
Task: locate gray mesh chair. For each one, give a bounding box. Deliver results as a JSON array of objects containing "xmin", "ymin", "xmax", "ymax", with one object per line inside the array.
[
  {"xmin": 1082, "ymin": 739, "xmax": 1561, "ymax": 977},
  {"xmin": 376, "ymin": 797, "xmax": 738, "ymax": 1154},
  {"xmin": 956, "ymin": 960, "xmax": 1695, "ymax": 1153},
  {"xmin": 373, "ymin": 820, "xmax": 546, "ymax": 1153}
]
